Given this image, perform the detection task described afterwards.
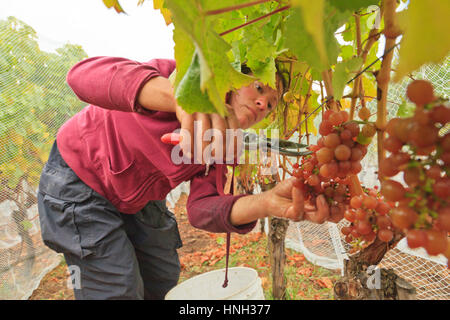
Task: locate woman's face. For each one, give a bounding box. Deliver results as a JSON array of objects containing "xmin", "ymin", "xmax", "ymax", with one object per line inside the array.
[{"xmin": 228, "ymin": 80, "xmax": 281, "ymax": 129}]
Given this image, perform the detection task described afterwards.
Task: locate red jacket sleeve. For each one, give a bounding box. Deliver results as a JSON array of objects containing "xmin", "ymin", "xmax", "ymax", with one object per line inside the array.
[
  {"xmin": 66, "ymin": 57, "xmax": 176, "ymax": 113},
  {"xmin": 186, "ymin": 165, "xmax": 257, "ymax": 234}
]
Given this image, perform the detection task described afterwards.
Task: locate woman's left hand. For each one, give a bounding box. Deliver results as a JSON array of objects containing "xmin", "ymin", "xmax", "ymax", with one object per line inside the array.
[{"xmin": 264, "ymin": 177, "xmax": 330, "ymax": 224}]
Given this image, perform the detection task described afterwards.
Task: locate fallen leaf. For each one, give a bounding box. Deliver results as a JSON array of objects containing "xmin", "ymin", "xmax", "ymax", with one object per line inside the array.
[
  {"xmin": 260, "ymin": 276, "xmax": 269, "ymax": 288},
  {"xmin": 297, "ymin": 267, "xmax": 313, "ymax": 277},
  {"xmin": 316, "ymin": 277, "xmax": 333, "ymax": 289}
]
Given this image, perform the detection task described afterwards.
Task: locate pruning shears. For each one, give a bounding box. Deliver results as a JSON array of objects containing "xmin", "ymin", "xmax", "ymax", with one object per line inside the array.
[
  {"xmin": 161, "ymin": 132, "xmax": 312, "ymax": 157},
  {"xmin": 241, "ymin": 132, "xmax": 312, "ymax": 157}
]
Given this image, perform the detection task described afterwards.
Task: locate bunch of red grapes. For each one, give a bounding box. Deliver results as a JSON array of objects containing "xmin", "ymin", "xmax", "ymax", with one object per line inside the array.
[
  {"xmin": 378, "ymin": 80, "xmax": 449, "ymax": 261},
  {"xmin": 342, "ymin": 189, "xmax": 394, "ymax": 249},
  {"xmin": 291, "ymin": 81, "xmax": 449, "ymax": 263},
  {"xmin": 291, "ymin": 109, "xmax": 393, "ymax": 240}
]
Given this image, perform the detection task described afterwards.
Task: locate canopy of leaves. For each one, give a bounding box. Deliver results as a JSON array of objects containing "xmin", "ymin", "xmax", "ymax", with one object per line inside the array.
[
  {"xmin": 394, "ymin": 0, "xmax": 450, "ymax": 81},
  {"xmin": 0, "ymin": 17, "xmax": 88, "ymax": 188},
  {"xmin": 105, "ymin": 0, "xmax": 450, "ymax": 134}
]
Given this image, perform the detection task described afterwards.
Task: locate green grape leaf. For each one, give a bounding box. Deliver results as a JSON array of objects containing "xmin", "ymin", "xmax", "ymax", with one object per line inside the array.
[
  {"xmin": 332, "ymin": 57, "xmax": 363, "ymax": 100},
  {"xmin": 248, "ymin": 58, "xmax": 277, "ymax": 88},
  {"xmin": 175, "ymin": 53, "xmax": 216, "ymax": 114},
  {"xmin": 165, "ymin": 0, "xmax": 254, "ymax": 116},
  {"xmin": 394, "ymin": 0, "xmax": 450, "ymax": 81},
  {"xmin": 153, "ymin": 0, "xmax": 172, "ymax": 25},
  {"xmin": 284, "ymin": 8, "xmax": 328, "ymax": 71},
  {"xmin": 291, "ymin": 0, "xmax": 327, "ymax": 68},
  {"xmin": 172, "ymin": 23, "xmax": 195, "ymax": 88},
  {"xmin": 341, "ymin": 45, "xmax": 355, "ymax": 60},
  {"xmin": 285, "ymin": 3, "xmax": 350, "ymax": 73}
]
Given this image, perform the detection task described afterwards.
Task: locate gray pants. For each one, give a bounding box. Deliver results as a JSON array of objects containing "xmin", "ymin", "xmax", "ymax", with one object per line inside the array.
[{"xmin": 37, "ymin": 142, "xmax": 182, "ymax": 300}]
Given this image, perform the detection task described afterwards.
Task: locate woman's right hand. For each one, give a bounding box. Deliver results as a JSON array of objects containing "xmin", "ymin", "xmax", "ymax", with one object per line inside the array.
[{"xmin": 175, "ymin": 104, "xmax": 242, "ymax": 165}]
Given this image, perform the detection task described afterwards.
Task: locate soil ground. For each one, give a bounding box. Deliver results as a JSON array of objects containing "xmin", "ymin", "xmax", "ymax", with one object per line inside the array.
[{"xmin": 29, "ymin": 194, "xmax": 340, "ymax": 300}]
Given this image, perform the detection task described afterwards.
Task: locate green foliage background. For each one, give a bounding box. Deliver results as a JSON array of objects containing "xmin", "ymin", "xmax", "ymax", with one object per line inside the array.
[{"xmin": 0, "ymin": 17, "xmax": 88, "ymax": 190}]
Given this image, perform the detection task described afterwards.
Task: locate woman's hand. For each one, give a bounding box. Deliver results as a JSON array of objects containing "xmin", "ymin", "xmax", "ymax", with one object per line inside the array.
[
  {"xmin": 138, "ymin": 76, "xmax": 242, "ymax": 164},
  {"xmin": 175, "ymin": 104, "xmax": 242, "ymax": 165},
  {"xmin": 229, "ymin": 177, "xmax": 332, "ymax": 226},
  {"xmin": 264, "ymin": 178, "xmax": 330, "ymax": 223}
]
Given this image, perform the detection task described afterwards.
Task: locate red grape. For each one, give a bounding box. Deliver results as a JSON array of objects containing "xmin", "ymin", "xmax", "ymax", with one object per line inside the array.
[
  {"xmin": 344, "ymin": 210, "xmax": 356, "ymax": 222},
  {"xmin": 409, "ymin": 124, "xmax": 439, "ymax": 148},
  {"xmin": 386, "ymin": 118, "xmax": 401, "ymax": 136},
  {"xmin": 358, "ymin": 107, "xmax": 371, "ymax": 121},
  {"xmin": 441, "ymin": 134, "xmax": 450, "ymax": 152},
  {"xmin": 350, "ymin": 147, "xmax": 364, "ymax": 162},
  {"xmin": 364, "ymin": 231, "xmax": 376, "ymax": 242},
  {"xmin": 350, "ymin": 196, "xmax": 362, "ymax": 209},
  {"xmin": 381, "ymin": 180, "xmax": 406, "ymax": 202},
  {"xmin": 393, "ymin": 118, "xmax": 413, "ymax": 143},
  {"xmin": 319, "ymin": 120, "xmax": 333, "ymax": 136},
  {"xmin": 361, "ymin": 123, "xmax": 377, "ymax": 138},
  {"xmin": 344, "ymin": 122, "xmax": 360, "ymax": 137},
  {"xmin": 376, "ymin": 215, "xmax": 392, "ymax": 229},
  {"xmin": 384, "ymin": 136, "xmax": 403, "ymax": 154},
  {"xmin": 430, "ymin": 105, "xmax": 450, "ymax": 125},
  {"xmin": 323, "ymin": 133, "xmax": 341, "ymax": 148},
  {"xmin": 338, "ymin": 160, "xmax": 351, "ymax": 174},
  {"xmin": 379, "ymin": 158, "xmax": 399, "ymax": 177},
  {"xmin": 413, "ymin": 108, "xmax": 431, "ymax": 126},
  {"xmin": 436, "ymin": 207, "xmax": 450, "ymax": 232},
  {"xmin": 316, "ymin": 147, "xmax": 334, "ymax": 164},
  {"xmin": 426, "ymin": 165, "xmax": 442, "ymax": 180},
  {"xmin": 350, "ymin": 161, "xmax": 362, "ymax": 174},
  {"xmin": 378, "ymin": 229, "xmax": 394, "ymax": 242},
  {"xmin": 424, "ymin": 230, "xmax": 448, "ymax": 256},
  {"xmin": 340, "ymin": 129, "xmax": 352, "ymax": 141},
  {"xmin": 362, "ymin": 195, "xmax": 378, "ymax": 210},
  {"xmin": 375, "ymin": 201, "xmax": 391, "ymax": 215},
  {"xmin": 390, "ymin": 206, "xmax": 418, "ymax": 229},
  {"xmin": 329, "ymin": 112, "xmax": 345, "ymax": 126},
  {"xmin": 339, "ymin": 111, "xmax": 349, "ymax": 123},
  {"xmin": 355, "ymin": 208, "xmax": 367, "ymax": 220},
  {"xmin": 356, "ymin": 220, "xmax": 372, "ymax": 235},
  {"xmin": 433, "ymin": 178, "xmax": 450, "ymax": 198},
  {"xmin": 403, "ymin": 167, "xmax": 421, "ymax": 187},
  {"xmin": 335, "ymin": 145, "xmax": 351, "ymax": 161},
  {"xmin": 307, "ymin": 174, "xmax": 320, "ymax": 187},
  {"xmin": 323, "ymin": 109, "xmax": 335, "ymax": 120},
  {"xmin": 320, "ymin": 162, "xmax": 338, "ymax": 178},
  {"xmin": 341, "ymin": 226, "xmax": 352, "ymax": 236},
  {"xmin": 391, "ymin": 152, "xmax": 410, "ymax": 167},
  {"xmin": 406, "ymin": 80, "xmax": 435, "ymax": 106},
  {"xmin": 442, "ymin": 152, "xmax": 450, "ymax": 165},
  {"xmin": 406, "ymin": 229, "xmax": 428, "ymax": 249}
]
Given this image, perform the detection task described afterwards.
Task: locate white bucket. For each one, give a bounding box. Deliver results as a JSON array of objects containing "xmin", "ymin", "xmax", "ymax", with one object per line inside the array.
[{"xmin": 165, "ymin": 267, "xmax": 265, "ymax": 300}]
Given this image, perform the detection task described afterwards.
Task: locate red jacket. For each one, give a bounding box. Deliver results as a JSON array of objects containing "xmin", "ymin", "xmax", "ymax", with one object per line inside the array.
[{"xmin": 57, "ymin": 56, "xmax": 255, "ymax": 234}]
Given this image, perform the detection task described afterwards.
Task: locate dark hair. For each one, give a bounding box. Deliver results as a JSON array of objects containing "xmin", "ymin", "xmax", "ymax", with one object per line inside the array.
[{"xmin": 241, "ymin": 64, "xmax": 253, "ymax": 75}]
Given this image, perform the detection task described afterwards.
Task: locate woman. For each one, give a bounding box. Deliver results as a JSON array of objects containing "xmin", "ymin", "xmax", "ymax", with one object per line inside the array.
[{"xmin": 37, "ymin": 57, "xmax": 325, "ymax": 300}]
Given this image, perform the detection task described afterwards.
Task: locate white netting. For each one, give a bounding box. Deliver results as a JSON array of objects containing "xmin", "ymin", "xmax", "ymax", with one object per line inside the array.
[
  {"xmin": 0, "ymin": 16, "xmax": 88, "ymax": 299},
  {"xmin": 284, "ymin": 53, "xmax": 450, "ymax": 300}
]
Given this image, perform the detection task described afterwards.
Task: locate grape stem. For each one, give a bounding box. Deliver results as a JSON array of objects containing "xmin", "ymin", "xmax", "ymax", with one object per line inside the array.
[
  {"xmin": 219, "ymin": 5, "xmax": 290, "ymax": 36},
  {"xmin": 376, "ymin": 0, "xmax": 399, "ymax": 181},
  {"xmin": 204, "ymin": 0, "xmax": 275, "ymax": 16}
]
